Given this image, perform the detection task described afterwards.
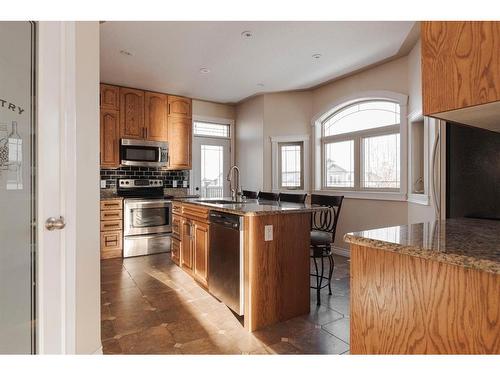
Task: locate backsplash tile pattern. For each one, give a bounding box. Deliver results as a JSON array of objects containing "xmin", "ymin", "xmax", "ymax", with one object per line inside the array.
[{"xmin": 100, "ymin": 166, "xmax": 189, "ymax": 189}]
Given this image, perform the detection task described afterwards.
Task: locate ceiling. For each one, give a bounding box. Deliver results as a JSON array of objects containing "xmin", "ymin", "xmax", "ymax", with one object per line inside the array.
[{"xmin": 100, "ymin": 21, "xmax": 416, "ymax": 104}]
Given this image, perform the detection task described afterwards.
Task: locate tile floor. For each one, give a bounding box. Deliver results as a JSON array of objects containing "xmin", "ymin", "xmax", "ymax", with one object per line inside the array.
[{"xmin": 101, "ymin": 253, "xmax": 350, "ymax": 354}]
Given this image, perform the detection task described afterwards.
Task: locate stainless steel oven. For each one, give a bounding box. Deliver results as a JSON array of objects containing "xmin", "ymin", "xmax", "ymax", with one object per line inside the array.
[
  {"xmin": 123, "ymin": 198, "xmax": 172, "ymax": 257},
  {"xmin": 120, "ymin": 138, "xmax": 168, "ymax": 168}
]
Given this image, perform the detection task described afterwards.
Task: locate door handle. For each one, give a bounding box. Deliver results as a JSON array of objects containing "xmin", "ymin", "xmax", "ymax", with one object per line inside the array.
[{"xmin": 45, "ymin": 216, "xmax": 66, "ymax": 231}]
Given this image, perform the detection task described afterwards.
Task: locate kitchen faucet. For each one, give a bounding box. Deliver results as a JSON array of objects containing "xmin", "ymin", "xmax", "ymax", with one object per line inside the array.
[{"xmin": 226, "ymin": 165, "xmax": 242, "ymax": 202}]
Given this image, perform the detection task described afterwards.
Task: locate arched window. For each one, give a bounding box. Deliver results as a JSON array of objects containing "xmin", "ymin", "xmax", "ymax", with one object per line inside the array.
[{"xmin": 320, "ymin": 99, "xmax": 402, "ymax": 191}]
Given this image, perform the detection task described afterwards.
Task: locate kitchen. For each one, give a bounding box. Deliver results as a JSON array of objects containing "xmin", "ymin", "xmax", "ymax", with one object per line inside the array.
[{"xmin": 0, "ymin": 14, "xmax": 499, "ymax": 363}]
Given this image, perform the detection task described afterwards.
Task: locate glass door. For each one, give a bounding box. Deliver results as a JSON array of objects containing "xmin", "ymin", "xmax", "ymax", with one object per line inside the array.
[
  {"xmin": 0, "ymin": 21, "xmax": 36, "ymax": 353},
  {"xmin": 192, "ymin": 136, "xmax": 231, "ymax": 199}
]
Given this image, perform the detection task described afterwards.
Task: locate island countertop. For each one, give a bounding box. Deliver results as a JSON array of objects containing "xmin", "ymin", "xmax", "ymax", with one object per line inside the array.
[
  {"xmin": 174, "ymin": 197, "xmax": 326, "ymax": 217},
  {"xmin": 344, "ymin": 218, "xmax": 500, "ymax": 275}
]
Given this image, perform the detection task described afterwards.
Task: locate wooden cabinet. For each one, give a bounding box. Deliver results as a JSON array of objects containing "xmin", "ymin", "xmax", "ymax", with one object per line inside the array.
[
  {"xmin": 100, "ymin": 198, "xmax": 123, "ymax": 259},
  {"xmin": 120, "ymin": 87, "xmax": 145, "ymax": 139},
  {"xmin": 100, "ymin": 84, "xmax": 119, "ymax": 110},
  {"xmin": 167, "ymin": 117, "xmax": 192, "ymax": 169},
  {"xmin": 192, "ymin": 220, "xmax": 209, "ymax": 287},
  {"xmin": 422, "ymin": 21, "xmax": 500, "ymax": 132},
  {"xmin": 100, "ymin": 83, "xmax": 194, "ymax": 169},
  {"xmin": 171, "ymin": 237, "xmax": 181, "ymax": 266},
  {"xmin": 100, "ymin": 109, "xmax": 120, "ymax": 168},
  {"xmin": 168, "ymin": 95, "xmax": 192, "ymax": 118},
  {"xmin": 180, "ymin": 217, "xmax": 194, "ymax": 273},
  {"xmin": 172, "ymin": 202, "xmax": 210, "ymax": 287},
  {"xmin": 145, "ymin": 91, "xmax": 168, "ymax": 142}
]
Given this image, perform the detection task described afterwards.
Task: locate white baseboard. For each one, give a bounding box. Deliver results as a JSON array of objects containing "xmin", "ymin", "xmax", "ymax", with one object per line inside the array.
[{"xmin": 332, "ymin": 246, "xmax": 350, "ymax": 258}]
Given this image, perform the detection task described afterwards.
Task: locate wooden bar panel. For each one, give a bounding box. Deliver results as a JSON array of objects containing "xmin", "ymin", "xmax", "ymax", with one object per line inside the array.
[
  {"xmin": 244, "ymin": 212, "xmax": 310, "ymax": 332},
  {"xmin": 350, "ymin": 244, "xmax": 500, "ymax": 354}
]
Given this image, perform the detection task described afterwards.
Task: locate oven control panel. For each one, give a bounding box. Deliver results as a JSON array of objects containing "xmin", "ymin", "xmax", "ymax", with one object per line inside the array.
[{"xmin": 118, "ymin": 179, "xmax": 164, "ymax": 188}]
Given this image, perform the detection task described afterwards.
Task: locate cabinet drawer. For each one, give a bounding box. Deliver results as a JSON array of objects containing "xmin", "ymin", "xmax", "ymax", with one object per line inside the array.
[
  {"xmin": 172, "ymin": 214, "xmax": 181, "ymax": 238},
  {"xmin": 101, "ymin": 209, "xmax": 122, "ymax": 221},
  {"xmin": 100, "ymin": 199, "xmax": 122, "ymax": 210},
  {"xmin": 100, "ymin": 219, "xmax": 122, "ymax": 232},
  {"xmin": 172, "ymin": 202, "xmax": 182, "ymax": 215},
  {"xmin": 182, "ymin": 204, "xmax": 209, "ymax": 222},
  {"xmin": 100, "ymin": 231, "xmax": 122, "ymax": 259},
  {"xmin": 171, "ymin": 237, "xmax": 181, "ymax": 266}
]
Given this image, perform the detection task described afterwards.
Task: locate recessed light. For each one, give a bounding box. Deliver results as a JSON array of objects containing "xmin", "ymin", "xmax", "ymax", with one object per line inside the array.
[
  {"xmin": 199, "ymin": 67, "xmax": 210, "ymax": 74},
  {"xmin": 312, "ymin": 53, "xmax": 322, "ymax": 59},
  {"xmin": 119, "ymin": 49, "xmax": 133, "ymax": 57},
  {"xmin": 241, "ymin": 30, "xmax": 253, "ymax": 38},
  {"xmin": 257, "ymin": 83, "xmax": 265, "ymax": 87}
]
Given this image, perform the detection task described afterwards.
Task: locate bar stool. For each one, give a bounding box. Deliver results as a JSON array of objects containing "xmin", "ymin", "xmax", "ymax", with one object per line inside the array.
[
  {"xmin": 242, "ymin": 190, "xmax": 258, "ymax": 199},
  {"xmin": 310, "ymin": 194, "xmax": 344, "ymax": 305},
  {"xmin": 257, "ymin": 191, "xmax": 279, "ymax": 201},
  {"xmin": 278, "ymin": 192, "xmax": 307, "ymax": 204}
]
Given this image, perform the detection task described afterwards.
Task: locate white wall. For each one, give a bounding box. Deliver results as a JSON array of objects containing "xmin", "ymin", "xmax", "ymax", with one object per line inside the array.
[
  {"xmin": 192, "ymin": 99, "xmax": 235, "ymax": 120},
  {"xmin": 262, "ymin": 92, "xmax": 312, "ymax": 191},
  {"xmin": 235, "ymin": 95, "xmax": 264, "ymax": 191},
  {"xmin": 406, "ymin": 39, "xmax": 438, "ymax": 224},
  {"xmin": 74, "ymin": 21, "xmax": 101, "ymax": 354}
]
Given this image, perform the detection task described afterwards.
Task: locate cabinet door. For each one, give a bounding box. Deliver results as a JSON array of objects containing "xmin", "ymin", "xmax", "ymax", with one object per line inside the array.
[
  {"xmin": 180, "ymin": 218, "xmax": 193, "ymax": 272},
  {"xmin": 168, "ymin": 95, "xmax": 192, "ymax": 118},
  {"xmin": 193, "ymin": 220, "xmax": 209, "ymax": 287},
  {"xmin": 145, "ymin": 91, "xmax": 168, "ymax": 142},
  {"xmin": 120, "ymin": 87, "xmax": 145, "ymax": 139},
  {"xmin": 422, "ymin": 21, "xmax": 500, "ymax": 115},
  {"xmin": 167, "ymin": 117, "xmax": 192, "ymax": 170},
  {"xmin": 171, "ymin": 237, "xmax": 181, "ymax": 266},
  {"xmin": 100, "ymin": 109, "xmax": 120, "ymax": 168},
  {"xmin": 100, "ymin": 84, "xmax": 119, "ymax": 110}
]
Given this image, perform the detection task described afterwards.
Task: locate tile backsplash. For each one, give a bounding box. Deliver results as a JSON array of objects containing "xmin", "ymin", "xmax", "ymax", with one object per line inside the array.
[{"xmin": 100, "ymin": 166, "xmax": 189, "ymax": 189}]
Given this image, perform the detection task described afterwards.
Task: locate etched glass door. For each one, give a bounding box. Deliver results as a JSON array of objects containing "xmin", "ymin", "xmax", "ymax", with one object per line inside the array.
[{"xmin": 0, "ymin": 21, "xmax": 36, "ymax": 354}]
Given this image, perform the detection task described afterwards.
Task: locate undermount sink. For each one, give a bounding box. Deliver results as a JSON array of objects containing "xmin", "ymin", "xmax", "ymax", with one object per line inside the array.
[{"xmin": 195, "ymin": 199, "xmax": 244, "ymax": 205}]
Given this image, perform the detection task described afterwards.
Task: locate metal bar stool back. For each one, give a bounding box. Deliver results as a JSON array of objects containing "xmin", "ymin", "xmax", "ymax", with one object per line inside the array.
[
  {"xmin": 278, "ymin": 192, "xmax": 307, "ymax": 204},
  {"xmin": 310, "ymin": 194, "xmax": 344, "ymax": 305},
  {"xmin": 257, "ymin": 191, "xmax": 279, "ymax": 201},
  {"xmin": 242, "ymin": 190, "xmax": 258, "ymax": 199}
]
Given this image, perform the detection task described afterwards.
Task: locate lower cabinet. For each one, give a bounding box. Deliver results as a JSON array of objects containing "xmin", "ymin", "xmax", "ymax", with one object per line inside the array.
[
  {"xmin": 192, "ymin": 221, "xmax": 209, "ymax": 287},
  {"xmin": 181, "ymin": 217, "xmax": 194, "ymax": 273},
  {"xmin": 172, "ymin": 203, "xmax": 209, "ymax": 288},
  {"xmin": 100, "ymin": 198, "xmax": 123, "ymax": 259}
]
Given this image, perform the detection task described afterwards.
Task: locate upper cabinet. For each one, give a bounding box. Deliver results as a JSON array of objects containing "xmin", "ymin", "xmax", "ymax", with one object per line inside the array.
[
  {"xmin": 145, "ymin": 92, "xmax": 168, "ymax": 142},
  {"xmin": 168, "ymin": 117, "xmax": 192, "ymax": 170},
  {"xmin": 100, "ymin": 109, "xmax": 120, "ymax": 168},
  {"xmin": 120, "ymin": 87, "xmax": 145, "ymax": 139},
  {"xmin": 168, "ymin": 95, "xmax": 192, "ymax": 118},
  {"xmin": 100, "ymin": 84, "xmax": 119, "ymax": 110},
  {"xmin": 99, "ymin": 83, "xmax": 193, "ymax": 169},
  {"xmin": 422, "ymin": 21, "xmax": 500, "ymax": 133}
]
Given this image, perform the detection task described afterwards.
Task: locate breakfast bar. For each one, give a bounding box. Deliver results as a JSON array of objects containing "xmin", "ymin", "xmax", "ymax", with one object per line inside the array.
[{"xmin": 344, "ymin": 218, "xmax": 500, "ymax": 354}]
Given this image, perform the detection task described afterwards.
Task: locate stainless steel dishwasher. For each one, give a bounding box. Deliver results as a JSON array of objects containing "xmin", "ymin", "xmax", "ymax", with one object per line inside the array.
[{"xmin": 208, "ymin": 211, "xmax": 244, "ymax": 316}]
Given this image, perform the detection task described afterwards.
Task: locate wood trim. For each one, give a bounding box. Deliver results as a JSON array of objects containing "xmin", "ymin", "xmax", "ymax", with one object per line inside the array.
[{"xmin": 350, "ymin": 244, "xmax": 500, "ymax": 354}]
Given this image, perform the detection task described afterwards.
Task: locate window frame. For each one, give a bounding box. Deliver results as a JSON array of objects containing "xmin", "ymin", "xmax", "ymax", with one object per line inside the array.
[
  {"xmin": 312, "ymin": 92, "xmax": 408, "ymax": 200},
  {"xmin": 278, "ymin": 141, "xmax": 304, "ymax": 190},
  {"xmin": 193, "ymin": 120, "xmax": 231, "ymax": 139}
]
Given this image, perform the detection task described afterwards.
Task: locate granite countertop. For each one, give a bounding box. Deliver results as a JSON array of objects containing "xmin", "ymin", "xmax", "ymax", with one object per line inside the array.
[
  {"xmin": 344, "ymin": 218, "xmax": 500, "ymax": 275},
  {"xmin": 100, "ymin": 188, "xmax": 198, "ymax": 200},
  {"xmin": 176, "ymin": 197, "xmax": 327, "ymax": 217}
]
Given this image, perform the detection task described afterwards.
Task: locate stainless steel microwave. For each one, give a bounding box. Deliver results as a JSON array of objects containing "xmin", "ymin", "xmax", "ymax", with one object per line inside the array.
[{"xmin": 120, "ymin": 139, "xmax": 168, "ymax": 168}]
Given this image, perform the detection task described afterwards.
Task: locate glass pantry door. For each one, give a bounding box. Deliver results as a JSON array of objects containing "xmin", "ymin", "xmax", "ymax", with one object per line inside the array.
[{"xmin": 0, "ymin": 21, "xmax": 36, "ymax": 354}]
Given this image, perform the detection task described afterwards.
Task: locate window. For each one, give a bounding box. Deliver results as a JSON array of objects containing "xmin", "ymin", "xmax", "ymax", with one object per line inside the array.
[
  {"xmin": 278, "ymin": 142, "xmax": 304, "ymax": 189},
  {"xmin": 193, "ymin": 121, "xmax": 230, "ymax": 138},
  {"xmin": 321, "ymin": 99, "xmax": 402, "ymax": 192}
]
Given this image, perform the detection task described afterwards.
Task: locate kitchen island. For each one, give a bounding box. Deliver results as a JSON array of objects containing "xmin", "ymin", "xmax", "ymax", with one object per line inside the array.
[
  {"xmin": 344, "ymin": 218, "xmax": 500, "ymax": 354},
  {"xmin": 172, "ymin": 198, "xmax": 326, "ymax": 332}
]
